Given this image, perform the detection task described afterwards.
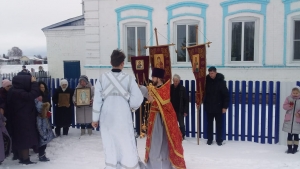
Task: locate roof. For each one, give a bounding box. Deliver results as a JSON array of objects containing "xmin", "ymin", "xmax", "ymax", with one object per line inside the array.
[
  {"xmin": 20, "ymin": 56, "xmax": 44, "ymax": 61},
  {"xmin": 42, "ymin": 15, "xmax": 84, "ymax": 31}
]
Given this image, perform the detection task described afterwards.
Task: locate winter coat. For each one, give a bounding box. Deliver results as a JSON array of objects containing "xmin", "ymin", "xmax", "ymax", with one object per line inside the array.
[
  {"xmin": 52, "ymin": 86, "xmax": 74, "ymax": 127},
  {"xmin": 8, "ymin": 75, "xmax": 40, "ymax": 150},
  {"xmin": 170, "ymin": 84, "xmax": 189, "ymax": 115},
  {"xmin": 204, "ymin": 73, "xmax": 229, "ymax": 114},
  {"xmin": 282, "ymin": 95, "xmax": 300, "ymax": 134},
  {"xmin": 0, "ymin": 108, "xmax": 11, "ymax": 162},
  {"xmin": 37, "ymin": 117, "xmax": 55, "ymax": 147},
  {"xmin": 72, "ymin": 83, "xmax": 94, "ymax": 124}
]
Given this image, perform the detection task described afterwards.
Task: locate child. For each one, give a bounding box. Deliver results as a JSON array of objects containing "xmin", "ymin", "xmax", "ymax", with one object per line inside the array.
[
  {"xmin": 282, "ymin": 86, "xmax": 300, "ymax": 154},
  {"xmin": 35, "ymin": 97, "xmax": 55, "ymax": 161}
]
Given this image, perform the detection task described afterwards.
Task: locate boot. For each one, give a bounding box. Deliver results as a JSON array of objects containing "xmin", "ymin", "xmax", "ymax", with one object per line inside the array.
[
  {"xmin": 293, "ymin": 140, "xmax": 299, "ymax": 154},
  {"xmin": 39, "ymin": 154, "xmax": 50, "ymax": 162},
  {"xmin": 287, "ymin": 140, "xmax": 293, "ymax": 154},
  {"xmin": 81, "ymin": 129, "xmax": 86, "ymax": 136},
  {"xmin": 19, "ymin": 158, "xmax": 37, "ymax": 165},
  {"xmin": 88, "ymin": 129, "xmax": 92, "ymax": 135}
]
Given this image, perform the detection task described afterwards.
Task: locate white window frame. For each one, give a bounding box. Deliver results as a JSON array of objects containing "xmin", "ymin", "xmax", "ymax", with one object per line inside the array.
[
  {"xmin": 228, "ymin": 16, "xmax": 259, "ymax": 64},
  {"xmin": 291, "ymin": 16, "xmax": 300, "ymax": 62},
  {"xmin": 122, "ymin": 22, "xmax": 148, "ymax": 63},
  {"xmin": 173, "ymin": 19, "xmax": 202, "ymax": 64}
]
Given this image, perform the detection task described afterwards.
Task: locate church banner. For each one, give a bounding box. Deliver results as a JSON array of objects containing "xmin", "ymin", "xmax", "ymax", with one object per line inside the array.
[
  {"xmin": 130, "ymin": 56, "xmax": 150, "ymax": 85},
  {"xmin": 149, "ymin": 46, "xmax": 172, "ymax": 82},
  {"xmin": 187, "ymin": 44, "xmax": 206, "ymax": 106}
]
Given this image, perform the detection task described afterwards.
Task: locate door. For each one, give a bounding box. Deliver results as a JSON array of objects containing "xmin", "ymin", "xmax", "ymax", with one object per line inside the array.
[{"xmin": 63, "ymin": 61, "xmax": 81, "ymax": 79}]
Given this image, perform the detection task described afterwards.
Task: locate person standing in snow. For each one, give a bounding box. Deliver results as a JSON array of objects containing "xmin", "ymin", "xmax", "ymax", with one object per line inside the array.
[
  {"xmin": 92, "ymin": 49, "xmax": 145, "ymax": 169},
  {"xmin": 35, "ymin": 98, "xmax": 55, "ymax": 161},
  {"xmin": 204, "ymin": 66, "xmax": 229, "ymax": 146},
  {"xmin": 282, "ymin": 86, "xmax": 300, "ymax": 154},
  {"xmin": 73, "ymin": 75, "xmax": 94, "ymax": 136}
]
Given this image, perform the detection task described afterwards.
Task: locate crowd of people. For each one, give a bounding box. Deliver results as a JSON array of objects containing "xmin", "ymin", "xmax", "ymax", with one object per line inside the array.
[
  {"xmin": 0, "ymin": 49, "xmax": 298, "ymax": 168},
  {"xmin": 0, "ymin": 68, "xmax": 94, "ymax": 165}
]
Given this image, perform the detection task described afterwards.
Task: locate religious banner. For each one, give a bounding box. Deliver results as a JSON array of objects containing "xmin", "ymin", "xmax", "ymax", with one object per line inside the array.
[
  {"xmin": 149, "ymin": 45, "xmax": 172, "ymax": 82},
  {"xmin": 187, "ymin": 44, "xmax": 206, "ymax": 106},
  {"xmin": 130, "ymin": 56, "xmax": 150, "ymax": 85}
]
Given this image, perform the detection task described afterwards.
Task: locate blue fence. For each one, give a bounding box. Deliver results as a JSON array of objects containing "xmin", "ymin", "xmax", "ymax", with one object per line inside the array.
[{"xmin": 4, "ymin": 77, "xmax": 300, "ymax": 144}]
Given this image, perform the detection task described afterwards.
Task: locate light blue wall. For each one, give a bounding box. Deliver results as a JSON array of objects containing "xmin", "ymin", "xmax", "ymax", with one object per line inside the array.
[{"xmin": 115, "ymin": 4, "xmax": 154, "ymax": 48}]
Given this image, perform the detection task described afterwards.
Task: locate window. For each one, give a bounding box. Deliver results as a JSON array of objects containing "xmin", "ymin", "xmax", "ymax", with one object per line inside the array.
[
  {"xmin": 231, "ymin": 21, "xmax": 255, "ymax": 62},
  {"xmin": 126, "ymin": 26, "xmax": 146, "ymax": 62},
  {"xmin": 293, "ymin": 20, "xmax": 300, "ymax": 61},
  {"xmin": 176, "ymin": 24, "xmax": 198, "ymax": 62}
]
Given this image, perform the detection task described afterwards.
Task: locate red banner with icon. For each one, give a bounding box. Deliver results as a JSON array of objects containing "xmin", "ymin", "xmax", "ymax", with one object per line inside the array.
[
  {"xmin": 149, "ymin": 46, "xmax": 172, "ymax": 82},
  {"xmin": 130, "ymin": 56, "xmax": 150, "ymax": 85},
  {"xmin": 187, "ymin": 44, "xmax": 206, "ymax": 106}
]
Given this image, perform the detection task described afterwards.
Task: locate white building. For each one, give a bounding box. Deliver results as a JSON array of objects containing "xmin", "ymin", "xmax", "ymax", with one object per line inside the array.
[{"xmin": 42, "ymin": 0, "xmax": 300, "ymax": 81}]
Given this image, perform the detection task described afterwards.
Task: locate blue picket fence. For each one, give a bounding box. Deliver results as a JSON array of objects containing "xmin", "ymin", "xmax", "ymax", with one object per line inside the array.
[{"xmin": 3, "ymin": 76, "xmax": 300, "ymax": 144}]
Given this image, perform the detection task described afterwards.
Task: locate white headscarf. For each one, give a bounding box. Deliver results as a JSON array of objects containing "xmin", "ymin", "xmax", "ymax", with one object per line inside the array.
[{"xmin": 60, "ymin": 79, "xmax": 68, "ymax": 91}]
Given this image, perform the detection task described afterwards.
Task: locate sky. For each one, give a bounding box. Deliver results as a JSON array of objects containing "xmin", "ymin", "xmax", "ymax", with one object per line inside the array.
[{"xmin": 0, "ymin": 0, "xmax": 83, "ymax": 57}]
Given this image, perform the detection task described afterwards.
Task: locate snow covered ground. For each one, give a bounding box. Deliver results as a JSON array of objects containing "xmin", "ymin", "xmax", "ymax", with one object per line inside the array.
[{"xmin": 1, "ymin": 128, "xmax": 300, "ymax": 169}]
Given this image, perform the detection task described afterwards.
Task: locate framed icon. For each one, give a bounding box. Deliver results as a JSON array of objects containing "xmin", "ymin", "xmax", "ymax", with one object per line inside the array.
[
  {"xmin": 58, "ymin": 93, "xmax": 70, "ymax": 107},
  {"xmin": 76, "ymin": 88, "xmax": 91, "ymax": 106},
  {"xmin": 136, "ymin": 60, "xmax": 144, "ymax": 70},
  {"xmin": 154, "ymin": 54, "xmax": 164, "ymax": 69}
]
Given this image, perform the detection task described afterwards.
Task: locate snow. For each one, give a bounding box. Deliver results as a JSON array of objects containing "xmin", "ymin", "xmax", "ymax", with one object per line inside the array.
[
  {"xmin": 1, "ymin": 128, "xmax": 300, "ymax": 169},
  {"xmin": 0, "ymin": 64, "xmax": 48, "ymax": 74}
]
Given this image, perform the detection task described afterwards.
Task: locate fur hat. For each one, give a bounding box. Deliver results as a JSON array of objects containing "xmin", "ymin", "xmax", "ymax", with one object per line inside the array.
[
  {"xmin": 2, "ymin": 79, "xmax": 12, "ymax": 88},
  {"xmin": 151, "ymin": 68, "xmax": 165, "ymax": 79},
  {"xmin": 79, "ymin": 75, "xmax": 89, "ymax": 84}
]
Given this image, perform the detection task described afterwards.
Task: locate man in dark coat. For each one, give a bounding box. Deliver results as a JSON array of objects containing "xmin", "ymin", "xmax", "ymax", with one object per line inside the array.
[
  {"xmin": 171, "ymin": 74, "xmax": 189, "ymax": 140},
  {"xmin": 8, "ymin": 75, "xmax": 40, "ymax": 164},
  {"xmin": 204, "ymin": 66, "xmax": 229, "ymax": 146},
  {"xmin": 52, "ymin": 79, "xmax": 74, "ymax": 136}
]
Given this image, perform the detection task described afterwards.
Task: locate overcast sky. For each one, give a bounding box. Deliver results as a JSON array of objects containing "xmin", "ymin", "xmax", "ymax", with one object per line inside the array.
[{"xmin": 0, "ymin": 0, "xmax": 82, "ymax": 57}]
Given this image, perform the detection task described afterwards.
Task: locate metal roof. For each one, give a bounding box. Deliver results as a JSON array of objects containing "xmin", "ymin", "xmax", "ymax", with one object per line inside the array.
[{"xmin": 42, "ymin": 15, "xmax": 84, "ymax": 31}]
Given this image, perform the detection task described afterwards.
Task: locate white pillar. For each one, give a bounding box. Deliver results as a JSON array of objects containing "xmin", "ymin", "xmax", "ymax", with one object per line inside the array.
[{"xmin": 279, "ymin": 81, "xmax": 297, "ymax": 145}]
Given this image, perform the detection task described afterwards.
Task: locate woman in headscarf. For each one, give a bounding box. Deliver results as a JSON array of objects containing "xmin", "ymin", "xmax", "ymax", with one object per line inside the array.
[
  {"xmin": 52, "ymin": 79, "xmax": 74, "ymax": 136},
  {"xmin": 72, "ymin": 75, "xmax": 94, "ymax": 136}
]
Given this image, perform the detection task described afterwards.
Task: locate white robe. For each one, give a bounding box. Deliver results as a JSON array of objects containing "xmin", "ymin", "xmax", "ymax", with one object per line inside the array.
[{"xmin": 93, "ymin": 71, "xmax": 144, "ymax": 169}]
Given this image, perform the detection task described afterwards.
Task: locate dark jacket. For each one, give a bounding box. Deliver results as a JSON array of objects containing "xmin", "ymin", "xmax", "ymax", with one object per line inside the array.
[
  {"xmin": 52, "ymin": 86, "xmax": 74, "ymax": 127},
  {"xmin": 204, "ymin": 73, "xmax": 229, "ymax": 114},
  {"xmin": 0, "ymin": 88, "xmax": 7, "ymax": 110},
  {"xmin": 171, "ymin": 84, "xmax": 189, "ymax": 115},
  {"xmin": 37, "ymin": 117, "xmax": 55, "ymax": 146},
  {"xmin": 8, "ymin": 75, "xmax": 40, "ymax": 150}
]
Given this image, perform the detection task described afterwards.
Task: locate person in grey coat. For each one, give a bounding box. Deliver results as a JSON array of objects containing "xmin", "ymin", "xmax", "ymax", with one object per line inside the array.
[
  {"xmin": 36, "ymin": 99, "xmax": 55, "ymax": 162},
  {"xmin": 282, "ymin": 86, "xmax": 300, "ymax": 154},
  {"xmin": 73, "ymin": 75, "xmax": 94, "ymax": 136}
]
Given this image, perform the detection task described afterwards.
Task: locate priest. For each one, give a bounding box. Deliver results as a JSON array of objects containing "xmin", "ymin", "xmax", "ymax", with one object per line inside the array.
[{"xmin": 144, "ymin": 68, "xmax": 186, "ymax": 169}]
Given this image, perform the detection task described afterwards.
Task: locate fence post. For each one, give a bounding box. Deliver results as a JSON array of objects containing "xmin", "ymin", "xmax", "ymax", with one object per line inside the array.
[
  {"xmin": 254, "ymin": 81, "xmax": 260, "ymax": 143},
  {"xmin": 228, "ymin": 81, "xmax": 233, "ymax": 140},
  {"xmin": 234, "ymin": 81, "xmax": 240, "ymax": 141},
  {"xmin": 261, "ymin": 81, "xmax": 267, "ymax": 144},
  {"xmin": 247, "ymin": 81, "xmax": 253, "ymax": 141},
  {"xmin": 191, "ymin": 80, "xmax": 196, "ymax": 138},
  {"xmin": 241, "ymin": 81, "xmax": 246, "ymax": 141},
  {"xmin": 275, "ymin": 81, "xmax": 280, "ymax": 143},
  {"xmin": 185, "ymin": 80, "xmax": 190, "ymax": 138},
  {"xmin": 268, "ymin": 81, "xmax": 274, "ymax": 144},
  {"xmin": 279, "ymin": 82, "xmax": 296, "ymax": 145}
]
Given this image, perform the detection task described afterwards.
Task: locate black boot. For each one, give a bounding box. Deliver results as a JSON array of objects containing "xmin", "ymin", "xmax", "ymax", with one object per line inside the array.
[
  {"xmin": 293, "ymin": 141, "xmax": 299, "ymax": 154},
  {"xmin": 63, "ymin": 127, "xmax": 69, "ymax": 135},
  {"xmin": 19, "ymin": 158, "xmax": 37, "ymax": 165},
  {"xmin": 39, "ymin": 154, "xmax": 50, "ymax": 162},
  {"xmin": 55, "ymin": 127, "xmax": 61, "ymax": 137},
  {"xmin": 287, "ymin": 145, "xmax": 293, "ymax": 154},
  {"xmin": 207, "ymin": 140, "xmax": 212, "ymax": 145}
]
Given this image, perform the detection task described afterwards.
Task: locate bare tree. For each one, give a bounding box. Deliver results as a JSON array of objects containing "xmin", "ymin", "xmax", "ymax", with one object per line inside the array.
[{"xmin": 7, "ymin": 47, "xmax": 23, "ymax": 57}]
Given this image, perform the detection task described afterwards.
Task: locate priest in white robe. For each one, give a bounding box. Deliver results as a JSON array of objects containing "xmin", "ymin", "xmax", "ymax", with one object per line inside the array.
[{"xmin": 92, "ymin": 50, "xmax": 145, "ymax": 169}]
